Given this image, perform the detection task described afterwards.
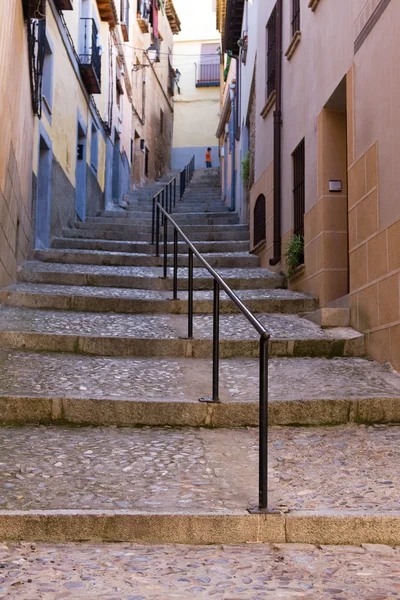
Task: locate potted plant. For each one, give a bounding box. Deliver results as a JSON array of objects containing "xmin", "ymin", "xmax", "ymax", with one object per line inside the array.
[
  {"xmin": 241, "ymin": 151, "xmax": 250, "ymax": 185},
  {"xmin": 284, "ymin": 234, "xmax": 304, "ymax": 278}
]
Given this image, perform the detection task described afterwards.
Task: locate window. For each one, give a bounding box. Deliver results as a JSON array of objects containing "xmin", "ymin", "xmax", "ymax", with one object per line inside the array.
[
  {"xmin": 42, "ymin": 32, "xmax": 54, "ymax": 114},
  {"xmin": 90, "ymin": 122, "xmax": 98, "ymax": 173},
  {"xmin": 293, "ymin": 139, "xmax": 305, "ymax": 245},
  {"xmin": 196, "ymin": 43, "xmax": 220, "ymax": 87},
  {"xmin": 144, "ymin": 147, "xmax": 149, "ymax": 177},
  {"xmin": 266, "ymin": 6, "xmax": 277, "ymax": 99},
  {"xmin": 291, "ymin": 0, "xmax": 300, "ymax": 37},
  {"xmin": 253, "ymin": 195, "xmax": 266, "ymax": 248},
  {"xmin": 160, "ymin": 109, "xmax": 164, "ymax": 134}
]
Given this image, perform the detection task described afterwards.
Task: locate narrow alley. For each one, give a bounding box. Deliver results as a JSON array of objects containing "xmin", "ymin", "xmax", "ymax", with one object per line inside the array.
[{"xmin": 1, "ymin": 0, "xmax": 400, "ymax": 598}]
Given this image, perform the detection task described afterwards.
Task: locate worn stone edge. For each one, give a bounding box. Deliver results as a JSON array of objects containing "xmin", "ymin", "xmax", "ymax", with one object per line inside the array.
[
  {"xmin": 1, "ymin": 510, "xmax": 400, "ymax": 545},
  {"xmin": 0, "ymin": 395, "xmax": 400, "ymax": 427}
]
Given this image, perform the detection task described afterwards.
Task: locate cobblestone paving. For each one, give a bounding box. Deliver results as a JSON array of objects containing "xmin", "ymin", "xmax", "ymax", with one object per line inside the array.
[
  {"xmin": 0, "ymin": 425, "xmax": 400, "ymax": 512},
  {"xmin": 0, "ymin": 541, "xmax": 399, "ymax": 599},
  {"xmin": 0, "ymin": 307, "xmax": 352, "ymax": 340},
  {"xmin": 20, "ymin": 262, "xmax": 282, "ymax": 281},
  {"xmin": 3, "ymin": 283, "xmax": 314, "ymax": 302},
  {"xmin": 0, "ymin": 352, "xmax": 399, "ymax": 401}
]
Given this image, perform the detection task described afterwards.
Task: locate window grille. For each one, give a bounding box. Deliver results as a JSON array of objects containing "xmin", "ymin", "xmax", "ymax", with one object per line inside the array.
[
  {"xmin": 266, "ymin": 6, "xmax": 277, "ymax": 99},
  {"xmin": 292, "ymin": 0, "xmax": 300, "ymax": 37},
  {"xmin": 293, "ymin": 139, "xmax": 305, "ymax": 240}
]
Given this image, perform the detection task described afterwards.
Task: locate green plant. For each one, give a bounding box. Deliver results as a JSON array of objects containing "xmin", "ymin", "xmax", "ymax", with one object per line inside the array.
[
  {"xmin": 223, "ymin": 56, "xmax": 231, "ymax": 82},
  {"xmin": 241, "ymin": 151, "xmax": 250, "ymax": 183},
  {"xmin": 285, "ymin": 234, "xmax": 304, "ymax": 278}
]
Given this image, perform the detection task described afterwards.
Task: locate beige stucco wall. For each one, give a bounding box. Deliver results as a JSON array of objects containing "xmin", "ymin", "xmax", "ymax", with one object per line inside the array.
[
  {"xmin": 0, "ymin": 0, "xmax": 34, "ymax": 287},
  {"xmin": 33, "ymin": 5, "xmax": 107, "ymax": 191},
  {"xmin": 172, "ymin": 0, "xmax": 221, "ymax": 164},
  {"xmin": 248, "ymin": 0, "xmax": 400, "ymax": 368},
  {"xmin": 129, "ymin": 7, "xmax": 176, "ymax": 184}
]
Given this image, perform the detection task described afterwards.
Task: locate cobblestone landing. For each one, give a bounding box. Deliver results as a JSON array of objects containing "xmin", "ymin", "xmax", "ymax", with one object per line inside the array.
[
  {"xmin": 0, "ymin": 306, "xmax": 360, "ymax": 341},
  {"xmin": 0, "ymin": 541, "xmax": 399, "ymax": 599},
  {"xmin": 0, "ymin": 425, "xmax": 399, "ymax": 513},
  {"xmin": 0, "ymin": 352, "xmax": 399, "ymax": 403}
]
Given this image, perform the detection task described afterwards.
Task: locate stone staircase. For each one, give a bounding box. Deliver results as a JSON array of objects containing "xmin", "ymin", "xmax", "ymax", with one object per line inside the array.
[{"xmin": 0, "ymin": 168, "xmax": 399, "ymax": 546}]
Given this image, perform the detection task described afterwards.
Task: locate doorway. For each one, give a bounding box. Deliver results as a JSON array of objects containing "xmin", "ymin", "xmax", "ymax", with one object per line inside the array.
[
  {"xmin": 318, "ymin": 76, "xmax": 349, "ymax": 303},
  {"xmin": 112, "ymin": 133, "xmax": 121, "ymax": 202},
  {"xmin": 76, "ymin": 117, "xmax": 87, "ymax": 221},
  {"xmin": 35, "ymin": 130, "xmax": 52, "ymax": 249}
]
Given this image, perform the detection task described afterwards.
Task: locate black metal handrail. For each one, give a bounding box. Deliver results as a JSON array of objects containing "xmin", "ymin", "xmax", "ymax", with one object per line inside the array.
[
  {"xmin": 154, "ymin": 201, "xmax": 272, "ymax": 513},
  {"xmin": 180, "ymin": 155, "xmax": 195, "ymax": 200},
  {"xmin": 151, "ymin": 156, "xmax": 195, "ymax": 246}
]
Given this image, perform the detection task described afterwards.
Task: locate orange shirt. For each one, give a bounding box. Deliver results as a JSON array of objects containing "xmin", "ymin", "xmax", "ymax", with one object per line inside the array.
[{"xmin": 205, "ymin": 151, "xmax": 212, "ymax": 162}]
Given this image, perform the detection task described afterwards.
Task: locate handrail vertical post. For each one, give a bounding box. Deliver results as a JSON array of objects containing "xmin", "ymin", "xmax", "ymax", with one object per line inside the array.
[
  {"xmin": 163, "ymin": 211, "xmax": 168, "ymax": 278},
  {"xmin": 212, "ymin": 279, "xmax": 220, "ymax": 402},
  {"xmin": 174, "ymin": 178, "xmax": 177, "ymax": 208},
  {"xmin": 161, "ymin": 189, "xmax": 165, "ymax": 225},
  {"xmin": 259, "ymin": 334, "xmax": 269, "ymax": 511},
  {"xmin": 188, "ymin": 248, "xmax": 193, "ymax": 339},
  {"xmin": 173, "ymin": 228, "xmax": 178, "ymax": 300},
  {"xmin": 156, "ymin": 203, "xmax": 160, "ymax": 257},
  {"xmin": 151, "ymin": 194, "xmax": 156, "ymax": 245}
]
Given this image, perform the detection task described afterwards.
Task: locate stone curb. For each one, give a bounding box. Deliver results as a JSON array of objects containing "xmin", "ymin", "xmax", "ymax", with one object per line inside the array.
[
  {"xmin": 0, "ymin": 332, "xmax": 364, "ymax": 359},
  {"xmin": 0, "ymin": 510, "xmax": 400, "ymax": 545},
  {"xmin": 1, "ymin": 394, "xmax": 399, "ymax": 427}
]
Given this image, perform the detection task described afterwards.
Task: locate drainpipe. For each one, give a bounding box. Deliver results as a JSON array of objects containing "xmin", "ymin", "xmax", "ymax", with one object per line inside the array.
[
  {"xmin": 269, "ymin": 0, "xmax": 283, "ymax": 266},
  {"xmin": 229, "ymin": 83, "xmax": 236, "ymax": 212}
]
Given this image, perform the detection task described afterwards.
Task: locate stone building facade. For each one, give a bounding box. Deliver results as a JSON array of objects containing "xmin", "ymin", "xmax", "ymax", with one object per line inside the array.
[
  {"xmin": 0, "ymin": 1, "xmax": 34, "ymax": 287},
  {"xmin": 218, "ymin": 0, "xmax": 400, "ymax": 370}
]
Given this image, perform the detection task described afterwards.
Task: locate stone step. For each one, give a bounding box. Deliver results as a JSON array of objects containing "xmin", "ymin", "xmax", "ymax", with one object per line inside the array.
[
  {"xmin": 62, "ymin": 228, "xmax": 250, "ymax": 242},
  {"xmin": 0, "ymin": 422, "xmax": 398, "ymax": 544},
  {"xmin": 86, "ymin": 214, "xmax": 240, "ymax": 226},
  {"xmin": 17, "ymin": 263, "xmax": 280, "ymax": 290},
  {"xmin": 171, "ymin": 206, "xmax": 230, "ymax": 214},
  {"xmin": 0, "ymin": 284, "xmax": 317, "ymax": 315},
  {"xmin": 32, "ymin": 249, "xmax": 260, "ymax": 269},
  {"xmin": 0, "ymin": 543, "xmax": 398, "ymax": 596},
  {"xmin": 0, "ymin": 351, "xmax": 398, "ymax": 427},
  {"xmin": 0, "ymin": 306, "xmax": 364, "ymax": 358},
  {"xmin": 73, "ymin": 221, "xmax": 249, "ymax": 233},
  {"xmin": 52, "ymin": 237, "xmax": 250, "ymax": 254}
]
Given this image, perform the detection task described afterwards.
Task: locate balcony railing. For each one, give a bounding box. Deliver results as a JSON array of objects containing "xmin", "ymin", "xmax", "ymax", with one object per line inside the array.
[
  {"xmin": 79, "ymin": 18, "xmax": 101, "ymax": 94},
  {"xmin": 195, "ymin": 63, "xmax": 220, "ymax": 87}
]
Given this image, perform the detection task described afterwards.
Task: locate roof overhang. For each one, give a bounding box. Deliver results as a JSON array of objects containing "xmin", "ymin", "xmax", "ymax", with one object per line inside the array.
[
  {"xmin": 166, "ymin": 0, "xmax": 181, "ymax": 34},
  {"xmin": 96, "ymin": 0, "xmax": 118, "ymax": 27},
  {"xmin": 224, "ymin": 0, "xmax": 245, "ymax": 54}
]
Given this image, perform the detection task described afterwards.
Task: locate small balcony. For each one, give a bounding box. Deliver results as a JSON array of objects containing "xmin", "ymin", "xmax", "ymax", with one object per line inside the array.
[
  {"xmin": 195, "ymin": 63, "xmax": 220, "ymax": 88},
  {"xmin": 53, "ymin": 0, "xmax": 73, "ymax": 9},
  {"xmin": 79, "ymin": 18, "xmax": 101, "ymax": 95},
  {"xmin": 136, "ymin": 0, "xmax": 149, "ymax": 32}
]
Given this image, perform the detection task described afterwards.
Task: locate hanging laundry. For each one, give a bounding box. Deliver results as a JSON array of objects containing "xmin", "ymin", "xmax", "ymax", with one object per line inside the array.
[{"xmin": 152, "ymin": 0, "xmax": 159, "ymax": 38}]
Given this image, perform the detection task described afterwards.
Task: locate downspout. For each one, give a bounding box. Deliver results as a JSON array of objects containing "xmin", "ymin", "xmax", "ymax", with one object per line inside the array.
[
  {"xmin": 269, "ymin": 0, "xmax": 283, "ymax": 266},
  {"xmin": 229, "ymin": 83, "xmax": 236, "ymax": 211}
]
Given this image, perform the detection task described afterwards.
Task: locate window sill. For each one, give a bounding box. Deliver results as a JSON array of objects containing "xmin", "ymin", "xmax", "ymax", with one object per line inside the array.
[
  {"xmin": 288, "ymin": 263, "xmax": 305, "ymax": 281},
  {"xmin": 250, "ymin": 239, "xmax": 266, "ymax": 255},
  {"xmin": 285, "ymin": 31, "xmax": 301, "ymax": 60},
  {"xmin": 260, "ymin": 90, "xmax": 276, "ymax": 119},
  {"xmin": 308, "ymin": 0, "xmax": 321, "ymax": 11}
]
